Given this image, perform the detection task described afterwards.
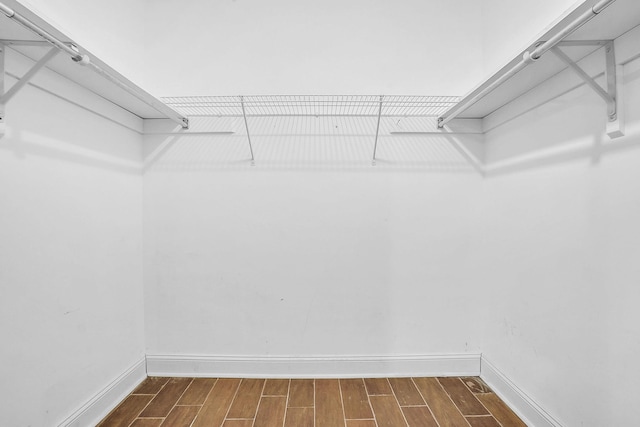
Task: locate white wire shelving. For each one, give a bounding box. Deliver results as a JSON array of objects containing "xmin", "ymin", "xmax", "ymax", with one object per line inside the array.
[
  {"xmin": 158, "ymin": 95, "xmax": 467, "ymax": 167},
  {"xmin": 162, "ymin": 95, "xmax": 459, "ymax": 118}
]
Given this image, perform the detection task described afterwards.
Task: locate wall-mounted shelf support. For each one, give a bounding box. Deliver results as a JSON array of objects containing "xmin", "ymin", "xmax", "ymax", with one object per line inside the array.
[
  {"xmin": 551, "ymin": 41, "xmax": 616, "ymax": 115},
  {"xmin": 437, "ymin": 0, "xmax": 617, "ymax": 130},
  {"xmin": 0, "ymin": 43, "xmax": 57, "ymax": 103},
  {"xmin": 240, "ymin": 95, "xmax": 255, "ymax": 165}
]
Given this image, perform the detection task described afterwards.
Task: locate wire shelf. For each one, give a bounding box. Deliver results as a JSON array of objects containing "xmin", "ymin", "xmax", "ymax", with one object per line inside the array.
[{"xmin": 162, "ymin": 95, "xmax": 459, "ymax": 118}]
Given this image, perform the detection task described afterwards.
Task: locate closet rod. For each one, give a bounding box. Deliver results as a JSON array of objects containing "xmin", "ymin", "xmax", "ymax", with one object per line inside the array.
[
  {"xmin": 0, "ymin": 2, "xmax": 189, "ymax": 128},
  {"xmin": 437, "ymin": 0, "xmax": 616, "ymax": 128}
]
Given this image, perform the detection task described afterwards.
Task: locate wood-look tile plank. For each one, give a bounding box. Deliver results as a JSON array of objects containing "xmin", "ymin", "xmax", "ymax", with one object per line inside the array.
[
  {"xmin": 192, "ymin": 378, "xmax": 241, "ymax": 427},
  {"xmin": 133, "ymin": 377, "xmax": 170, "ymax": 395},
  {"xmin": 139, "ymin": 378, "xmax": 192, "ymax": 418},
  {"xmin": 388, "ymin": 378, "xmax": 426, "ymax": 406},
  {"xmin": 477, "ymin": 393, "xmax": 527, "ymax": 427},
  {"xmin": 160, "ymin": 405, "xmax": 200, "ymax": 426},
  {"xmin": 223, "ymin": 420, "xmax": 254, "ymax": 427},
  {"xmin": 100, "ymin": 376, "xmax": 524, "ymax": 427},
  {"xmin": 263, "ymin": 379, "xmax": 289, "ymax": 395},
  {"xmin": 369, "ymin": 395, "xmax": 408, "ymax": 427},
  {"xmin": 412, "ymin": 377, "xmax": 469, "ymax": 427},
  {"xmin": 288, "ymin": 379, "xmax": 314, "ymax": 407},
  {"xmin": 284, "ymin": 407, "xmax": 314, "ymax": 427},
  {"xmin": 363, "ymin": 378, "xmax": 392, "ymax": 395},
  {"xmin": 129, "ymin": 419, "xmax": 163, "ymax": 427},
  {"xmin": 437, "ymin": 378, "xmax": 489, "ymax": 416},
  {"xmin": 461, "ymin": 377, "xmax": 492, "ymax": 394},
  {"xmin": 227, "ymin": 378, "xmax": 265, "ymax": 418},
  {"xmin": 340, "ymin": 379, "xmax": 373, "ymax": 419},
  {"xmin": 254, "ymin": 396, "xmax": 287, "ymax": 427},
  {"xmin": 98, "ymin": 395, "xmax": 153, "ymax": 427},
  {"xmin": 466, "ymin": 415, "xmax": 502, "ymax": 427},
  {"xmin": 402, "ymin": 406, "xmax": 439, "ymax": 427},
  {"xmin": 177, "ymin": 378, "xmax": 217, "ymax": 405},
  {"xmin": 315, "ymin": 379, "xmax": 345, "ymax": 427},
  {"xmin": 346, "ymin": 421, "xmax": 377, "ymax": 427}
]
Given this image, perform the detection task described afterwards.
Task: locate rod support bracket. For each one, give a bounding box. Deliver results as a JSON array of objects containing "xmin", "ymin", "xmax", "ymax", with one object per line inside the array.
[
  {"xmin": 522, "ymin": 51, "xmax": 539, "ymax": 64},
  {"xmin": 0, "ymin": 43, "xmax": 5, "ymax": 136}
]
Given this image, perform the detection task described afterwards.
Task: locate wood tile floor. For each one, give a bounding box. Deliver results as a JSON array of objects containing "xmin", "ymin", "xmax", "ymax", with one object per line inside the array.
[{"xmin": 98, "ymin": 377, "xmax": 527, "ymax": 427}]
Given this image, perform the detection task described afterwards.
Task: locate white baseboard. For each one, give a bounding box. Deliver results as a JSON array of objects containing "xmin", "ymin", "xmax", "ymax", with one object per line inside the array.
[
  {"xmin": 57, "ymin": 358, "xmax": 147, "ymax": 427},
  {"xmin": 146, "ymin": 353, "xmax": 481, "ymax": 378},
  {"xmin": 480, "ymin": 356, "xmax": 563, "ymax": 427}
]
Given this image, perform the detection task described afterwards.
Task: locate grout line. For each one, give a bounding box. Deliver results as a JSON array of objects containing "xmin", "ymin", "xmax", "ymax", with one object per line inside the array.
[
  {"xmin": 455, "ymin": 377, "xmax": 499, "ymax": 425},
  {"xmin": 338, "ymin": 379, "xmax": 347, "ymax": 427},
  {"xmin": 187, "ymin": 405, "xmax": 197, "ymax": 427},
  {"xmin": 123, "ymin": 390, "xmax": 162, "ymax": 427},
  {"xmin": 161, "ymin": 378, "xmax": 195, "ymax": 424},
  {"xmin": 466, "ymin": 414, "xmax": 497, "ymax": 418},
  {"xmin": 435, "ymin": 378, "xmax": 472, "ymax": 427},
  {"xmin": 363, "ymin": 379, "xmax": 380, "ymax": 427},
  {"xmin": 282, "ymin": 379, "xmax": 291, "ymax": 427},
  {"xmin": 388, "ymin": 378, "xmax": 411, "ymax": 427},
  {"xmin": 250, "ymin": 378, "xmax": 268, "ymax": 427},
  {"xmin": 190, "ymin": 377, "xmax": 218, "ymax": 426},
  {"xmin": 224, "ymin": 379, "xmax": 245, "ymax": 425},
  {"xmin": 410, "ymin": 378, "xmax": 441, "ymax": 427}
]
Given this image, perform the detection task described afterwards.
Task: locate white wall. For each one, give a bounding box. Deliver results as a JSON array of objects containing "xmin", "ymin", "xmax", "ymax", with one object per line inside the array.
[
  {"xmin": 0, "ymin": 50, "xmax": 145, "ymax": 426},
  {"xmin": 479, "ymin": 54, "xmax": 640, "ymax": 426},
  {"xmin": 143, "ymin": 118, "xmax": 486, "ymax": 359}
]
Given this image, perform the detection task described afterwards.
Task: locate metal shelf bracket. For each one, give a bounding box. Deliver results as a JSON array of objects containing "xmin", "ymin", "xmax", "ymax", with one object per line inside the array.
[
  {"xmin": 240, "ymin": 95, "xmax": 256, "ymax": 165},
  {"xmin": 0, "ymin": 41, "xmax": 59, "ymax": 135},
  {"xmin": 371, "ymin": 95, "xmax": 384, "ymax": 166},
  {"xmin": 551, "ymin": 40, "xmax": 623, "ymax": 137}
]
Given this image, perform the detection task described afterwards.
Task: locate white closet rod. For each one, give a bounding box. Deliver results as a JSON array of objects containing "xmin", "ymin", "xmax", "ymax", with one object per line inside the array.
[
  {"xmin": 0, "ymin": 2, "xmax": 189, "ymax": 128},
  {"xmin": 437, "ymin": 0, "xmax": 616, "ymax": 128}
]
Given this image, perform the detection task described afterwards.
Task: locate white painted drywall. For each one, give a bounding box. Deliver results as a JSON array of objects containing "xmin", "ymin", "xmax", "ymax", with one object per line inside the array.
[
  {"xmin": 142, "ymin": 118, "xmax": 486, "ymax": 358},
  {"xmin": 0, "ymin": 50, "xmax": 145, "ymax": 426},
  {"xmin": 479, "ymin": 55, "xmax": 640, "ymax": 427}
]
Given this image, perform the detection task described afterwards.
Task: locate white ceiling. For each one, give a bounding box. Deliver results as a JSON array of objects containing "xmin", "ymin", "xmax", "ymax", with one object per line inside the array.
[{"xmin": 13, "ymin": 0, "xmax": 582, "ymax": 97}]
